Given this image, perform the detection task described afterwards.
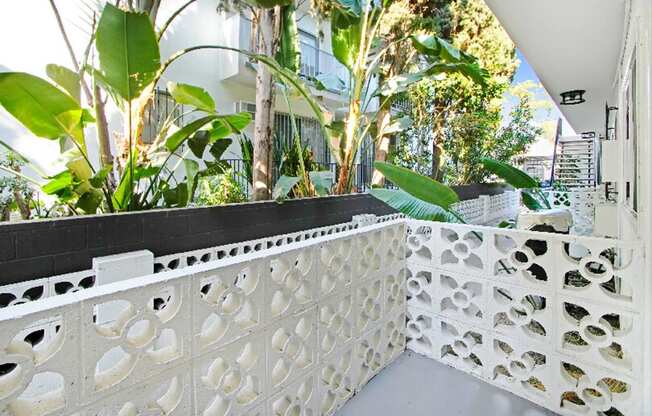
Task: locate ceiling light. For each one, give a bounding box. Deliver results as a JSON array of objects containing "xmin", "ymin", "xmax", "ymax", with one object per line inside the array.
[{"xmin": 560, "ymin": 90, "xmax": 586, "ymax": 105}]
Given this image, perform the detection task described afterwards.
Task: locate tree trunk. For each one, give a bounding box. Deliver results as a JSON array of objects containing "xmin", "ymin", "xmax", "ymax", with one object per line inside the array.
[
  {"xmin": 94, "ymin": 85, "xmax": 116, "ymax": 189},
  {"xmin": 371, "ymin": 105, "xmax": 391, "ymax": 187},
  {"xmin": 431, "ymin": 111, "xmax": 445, "ymax": 181},
  {"xmin": 252, "ymin": 8, "xmax": 278, "ymax": 201}
]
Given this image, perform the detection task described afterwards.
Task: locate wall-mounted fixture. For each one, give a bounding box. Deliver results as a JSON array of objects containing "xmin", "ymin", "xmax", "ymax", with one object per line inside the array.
[{"xmin": 560, "ymin": 89, "xmax": 586, "ymax": 105}]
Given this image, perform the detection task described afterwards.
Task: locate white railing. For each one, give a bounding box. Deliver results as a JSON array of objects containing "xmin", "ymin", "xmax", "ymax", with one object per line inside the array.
[
  {"xmin": 545, "ymin": 189, "xmax": 600, "ymax": 236},
  {"xmin": 0, "ymin": 220, "xmax": 406, "ymax": 415},
  {"xmin": 451, "ymin": 190, "xmax": 520, "ymax": 225},
  {"xmin": 404, "ymin": 219, "xmax": 645, "ymax": 415},
  {"xmin": 0, "ymin": 213, "xmax": 403, "ymax": 311}
]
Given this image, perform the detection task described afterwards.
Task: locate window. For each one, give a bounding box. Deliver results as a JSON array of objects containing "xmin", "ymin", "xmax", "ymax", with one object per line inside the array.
[
  {"xmin": 299, "ymin": 30, "xmax": 319, "ymax": 78},
  {"xmin": 624, "ymin": 56, "xmax": 638, "ymax": 212},
  {"xmin": 142, "ymin": 89, "xmax": 186, "ymax": 144}
]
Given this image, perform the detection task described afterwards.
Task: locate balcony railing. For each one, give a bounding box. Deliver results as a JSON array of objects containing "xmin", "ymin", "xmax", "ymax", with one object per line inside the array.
[{"xmin": 240, "ymin": 16, "xmax": 350, "ymax": 93}]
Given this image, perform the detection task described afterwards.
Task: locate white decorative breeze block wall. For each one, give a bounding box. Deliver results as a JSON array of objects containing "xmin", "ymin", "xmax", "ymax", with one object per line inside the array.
[
  {"xmin": 0, "ymin": 220, "xmax": 406, "ymax": 416},
  {"xmin": 545, "ymin": 190, "xmax": 599, "ymax": 236},
  {"xmin": 450, "ymin": 191, "xmax": 520, "ymax": 225},
  {"xmin": 405, "ymin": 219, "xmax": 644, "ymax": 416}
]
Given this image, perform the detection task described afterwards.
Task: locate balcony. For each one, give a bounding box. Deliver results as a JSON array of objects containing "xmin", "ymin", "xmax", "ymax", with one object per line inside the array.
[
  {"xmin": 231, "ymin": 16, "xmax": 350, "ymax": 96},
  {"xmin": 0, "ymin": 187, "xmax": 644, "ymax": 416}
]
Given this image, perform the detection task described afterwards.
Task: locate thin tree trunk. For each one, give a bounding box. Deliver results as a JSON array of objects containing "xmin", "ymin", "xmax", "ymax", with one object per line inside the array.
[
  {"xmin": 252, "ymin": 8, "xmax": 278, "ymax": 201},
  {"xmin": 431, "ymin": 110, "xmax": 445, "ymax": 181},
  {"xmin": 371, "ymin": 105, "xmax": 391, "ymax": 187},
  {"xmin": 94, "ymin": 85, "xmax": 116, "ymax": 189}
]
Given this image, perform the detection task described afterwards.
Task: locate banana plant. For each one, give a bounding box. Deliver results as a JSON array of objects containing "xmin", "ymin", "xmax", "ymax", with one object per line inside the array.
[
  {"xmin": 0, "ymin": 3, "xmax": 252, "ymax": 214},
  {"xmin": 370, "ymin": 162, "xmax": 462, "ymax": 222},
  {"xmin": 321, "ymin": 0, "xmax": 488, "ymax": 194},
  {"xmin": 480, "ymin": 158, "xmax": 552, "ymax": 211}
]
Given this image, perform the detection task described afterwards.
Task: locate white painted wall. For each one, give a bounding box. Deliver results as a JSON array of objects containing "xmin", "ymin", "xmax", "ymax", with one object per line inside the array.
[{"xmin": 611, "ymin": 0, "xmax": 652, "ymax": 413}]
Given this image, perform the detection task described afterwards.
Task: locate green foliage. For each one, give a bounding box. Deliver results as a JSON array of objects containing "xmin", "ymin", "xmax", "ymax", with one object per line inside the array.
[
  {"xmin": 167, "ymin": 81, "xmax": 215, "ymax": 112},
  {"xmin": 374, "ymin": 161, "xmax": 458, "ymax": 209},
  {"xmin": 480, "ymin": 157, "xmax": 551, "ymax": 210},
  {"xmin": 195, "ymin": 169, "xmax": 247, "ymax": 206},
  {"xmin": 369, "ymin": 188, "xmax": 459, "ymax": 222},
  {"xmin": 0, "ymin": 2, "xmax": 252, "ymax": 216},
  {"xmin": 0, "ymin": 152, "xmax": 35, "ymax": 221},
  {"xmin": 95, "ymin": 4, "xmax": 160, "ymax": 101},
  {"xmin": 0, "ymin": 73, "xmax": 87, "ymax": 144},
  {"xmin": 276, "ymin": 5, "xmax": 301, "ymax": 74}
]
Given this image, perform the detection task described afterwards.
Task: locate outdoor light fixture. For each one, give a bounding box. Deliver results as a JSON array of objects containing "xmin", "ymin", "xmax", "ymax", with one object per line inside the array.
[{"xmin": 560, "ymin": 89, "xmax": 586, "ymax": 105}]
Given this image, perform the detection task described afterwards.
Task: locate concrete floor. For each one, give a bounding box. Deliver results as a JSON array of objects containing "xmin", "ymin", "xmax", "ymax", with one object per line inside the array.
[{"xmin": 337, "ymin": 352, "xmax": 557, "ymax": 416}]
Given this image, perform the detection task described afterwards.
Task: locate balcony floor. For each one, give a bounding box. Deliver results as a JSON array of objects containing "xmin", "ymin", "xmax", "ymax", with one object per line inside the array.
[{"xmin": 336, "ymin": 351, "xmax": 556, "ymax": 416}]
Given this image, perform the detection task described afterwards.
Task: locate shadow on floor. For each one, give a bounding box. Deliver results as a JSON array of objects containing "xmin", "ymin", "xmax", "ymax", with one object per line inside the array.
[{"xmin": 337, "ymin": 351, "xmax": 557, "ymax": 416}]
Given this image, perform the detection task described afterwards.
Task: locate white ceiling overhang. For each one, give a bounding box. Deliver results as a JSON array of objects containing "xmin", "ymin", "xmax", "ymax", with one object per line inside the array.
[{"xmin": 484, "ymin": 0, "xmax": 627, "ymax": 134}]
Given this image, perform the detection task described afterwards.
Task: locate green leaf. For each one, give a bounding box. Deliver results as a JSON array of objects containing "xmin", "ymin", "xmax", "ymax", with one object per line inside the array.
[
  {"xmin": 273, "ymin": 175, "xmax": 301, "ymax": 200},
  {"xmin": 42, "ymin": 171, "xmax": 75, "ymax": 195},
  {"xmin": 521, "ymin": 189, "xmax": 544, "ymax": 211},
  {"xmin": 370, "ymin": 189, "xmax": 460, "ymax": 222},
  {"xmin": 379, "ymin": 72, "xmax": 424, "ymax": 96},
  {"xmin": 245, "ymin": 0, "xmax": 292, "ymax": 8},
  {"xmin": 276, "ymin": 5, "xmax": 301, "ymax": 74},
  {"xmin": 46, "ymin": 64, "xmax": 81, "ymax": 103},
  {"xmin": 165, "ymin": 115, "xmax": 219, "ymax": 152},
  {"xmin": 209, "ymin": 138, "xmax": 233, "ymax": 160},
  {"xmin": 333, "ymin": 0, "xmax": 362, "ymax": 17},
  {"xmin": 163, "ymin": 183, "xmax": 189, "ymax": 207},
  {"xmin": 76, "ymin": 189, "xmax": 103, "ymax": 213},
  {"xmin": 331, "ymin": 9, "xmax": 361, "ymax": 71},
  {"xmin": 112, "ymin": 148, "xmax": 138, "ymax": 210},
  {"xmin": 96, "ymin": 3, "xmax": 160, "ymax": 101},
  {"xmin": 0, "ymin": 72, "xmax": 84, "ymax": 140},
  {"xmin": 167, "ymin": 81, "xmax": 215, "ymax": 112},
  {"xmin": 188, "ymin": 130, "xmax": 211, "ymax": 158},
  {"xmin": 184, "ymin": 158, "xmax": 200, "ymax": 202},
  {"xmin": 309, "ymin": 171, "xmax": 333, "ymax": 196},
  {"xmin": 90, "ymin": 165, "xmax": 112, "ymax": 188},
  {"xmin": 480, "ymin": 158, "xmax": 539, "ymax": 189},
  {"xmin": 220, "ymin": 112, "xmax": 252, "ymax": 133},
  {"xmin": 384, "ymin": 116, "xmax": 412, "ymax": 135},
  {"xmin": 134, "ymin": 166, "xmax": 159, "ymax": 180},
  {"xmin": 314, "ymin": 73, "xmax": 346, "ymax": 92},
  {"xmin": 374, "ymin": 161, "xmax": 459, "ymax": 209}
]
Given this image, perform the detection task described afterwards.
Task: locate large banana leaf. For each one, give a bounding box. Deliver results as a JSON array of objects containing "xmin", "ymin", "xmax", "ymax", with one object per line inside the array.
[
  {"xmin": 167, "ymin": 81, "xmax": 215, "ymax": 112},
  {"xmin": 374, "ymin": 161, "xmax": 459, "ymax": 209},
  {"xmin": 96, "ymin": 4, "xmax": 160, "ymax": 101},
  {"xmin": 276, "ymin": 5, "xmax": 301, "ymax": 74},
  {"xmin": 0, "ymin": 72, "xmax": 84, "ymax": 141},
  {"xmin": 46, "ymin": 64, "xmax": 81, "ymax": 103},
  {"xmin": 480, "ymin": 158, "xmax": 539, "ymax": 189},
  {"xmin": 331, "ymin": 9, "xmax": 361, "ymax": 71},
  {"xmin": 370, "ymin": 189, "xmax": 460, "ymax": 222}
]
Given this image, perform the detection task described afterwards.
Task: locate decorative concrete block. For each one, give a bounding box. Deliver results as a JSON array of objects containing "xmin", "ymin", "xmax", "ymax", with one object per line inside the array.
[
  {"xmin": 433, "ymin": 317, "xmax": 489, "ymax": 379},
  {"xmin": 353, "ymin": 277, "xmax": 384, "ymax": 336},
  {"xmin": 551, "ymin": 355, "xmax": 638, "ymax": 416},
  {"xmin": 268, "ymin": 247, "xmax": 317, "ymax": 319},
  {"xmin": 405, "ymin": 221, "xmax": 435, "ymax": 267},
  {"xmin": 489, "ymin": 282, "xmax": 552, "ymax": 347},
  {"xmin": 353, "ymin": 325, "xmax": 385, "ymax": 391},
  {"xmin": 193, "ymin": 260, "xmax": 267, "ymax": 355},
  {"xmin": 318, "ymin": 237, "xmax": 353, "ymax": 299},
  {"xmin": 194, "ymin": 333, "xmax": 268, "ymax": 416},
  {"xmin": 382, "ymin": 311, "xmax": 406, "ymax": 365},
  {"xmin": 383, "ymin": 265, "xmax": 406, "ymax": 318},
  {"xmin": 436, "ymin": 224, "xmax": 488, "ymax": 276},
  {"xmin": 267, "ymin": 306, "xmax": 318, "ymax": 393},
  {"xmin": 406, "ymin": 307, "xmax": 436, "ymax": 358},
  {"xmin": 435, "ymin": 271, "xmax": 488, "ymax": 329},
  {"xmin": 406, "ymin": 264, "xmax": 435, "ymax": 313},
  {"xmin": 267, "ymin": 370, "xmax": 320, "ymax": 416},
  {"xmin": 557, "ymin": 296, "xmax": 639, "ymax": 376},
  {"xmin": 317, "ymin": 292, "xmax": 355, "ymax": 360},
  {"xmin": 487, "ymin": 334, "xmax": 553, "ymax": 407},
  {"xmin": 80, "ymin": 278, "xmax": 192, "ymax": 403},
  {"xmin": 93, "ymin": 250, "xmax": 154, "ymax": 286},
  {"xmin": 488, "ymin": 229, "xmax": 557, "ymax": 291},
  {"xmin": 317, "ymin": 345, "xmax": 355, "ymax": 416},
  {"xmin": 0, "ymin": 278, "xmax": 49, "ymax": 309}
]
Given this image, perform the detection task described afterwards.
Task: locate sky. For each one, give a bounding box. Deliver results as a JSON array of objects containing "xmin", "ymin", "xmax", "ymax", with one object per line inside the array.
[{"xmin": 502, "ymin": 50, "xmax": 575, "ymax": 157}]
